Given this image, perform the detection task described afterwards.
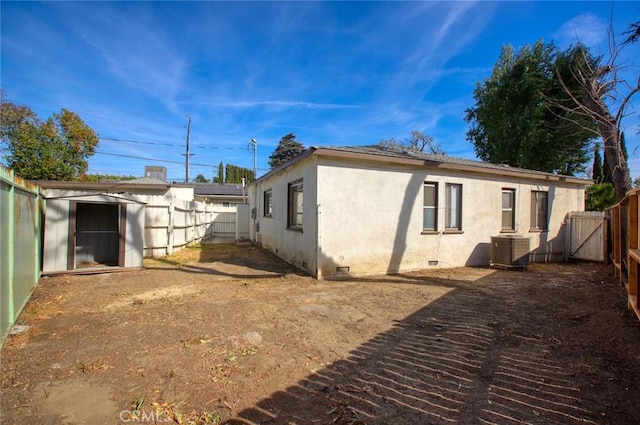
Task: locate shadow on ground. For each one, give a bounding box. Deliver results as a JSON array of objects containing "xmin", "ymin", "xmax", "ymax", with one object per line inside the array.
[
  {"xmin": 144, "ymin": 243, "xmax": 304, "ymax": 279},
  {"xmin": 224, "ymin": 278, "xmax": 605, "ymax": 425}
]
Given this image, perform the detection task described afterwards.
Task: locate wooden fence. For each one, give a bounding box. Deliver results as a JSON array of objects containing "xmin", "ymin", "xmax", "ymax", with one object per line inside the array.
[
  {"xmin": 565, "ymin": 211, "xmax": 606, "ymax": 262},
  {"xmin": 137, "ymin": 195, "xmax": 238, "ymax": 257},
  {"xmin": 1, "ymin": 167, "xmax": 43, "ymax": 347},
  {"xmin": 608, "ymin": 188, "xmax": 639, "ymax": 321}
]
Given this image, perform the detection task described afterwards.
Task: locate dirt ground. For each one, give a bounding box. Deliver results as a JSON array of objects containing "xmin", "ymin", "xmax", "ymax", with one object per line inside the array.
[{"xmin": 1, "ymin": 243, "xmax": 640, "ymax": 425}]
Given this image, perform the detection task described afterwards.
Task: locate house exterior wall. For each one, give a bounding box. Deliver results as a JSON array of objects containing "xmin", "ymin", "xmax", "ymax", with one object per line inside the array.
[
  {"xmin": 314, "ymin": 156, "xmax": 586, "ymax": 278},
  {"xmin": 249, "ymin": 156, "xmax": 318, "ymax": 275}
]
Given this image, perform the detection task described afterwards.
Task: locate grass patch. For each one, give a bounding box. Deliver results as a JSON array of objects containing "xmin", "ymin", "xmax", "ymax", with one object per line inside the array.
[{"xmin": 144, "ymin": 243, "xmax": 248, "ymax": 268}]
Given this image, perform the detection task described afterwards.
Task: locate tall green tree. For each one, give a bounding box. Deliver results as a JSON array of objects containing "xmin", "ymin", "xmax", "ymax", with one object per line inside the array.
[
  {"xmin": 593, "ymin": 143, "xmax": 603, "ymax": 183},
  {"xmin": 224, "ymin": 163, "xmax": 254, "ymax": 183},
  {"xmin": 214, "ymin": 161, "xmax": 224, "ymax": 183},
  {"xmin": 1, "ymin": 99, "xmax": 99, "ymax": 180},
  {"xmin": 268, "ymin": 133, "xmax": 305, "ymax": 169},
  {"xmin": 465, "ymin": 40, "xmax": 597, "ymax": 175}
]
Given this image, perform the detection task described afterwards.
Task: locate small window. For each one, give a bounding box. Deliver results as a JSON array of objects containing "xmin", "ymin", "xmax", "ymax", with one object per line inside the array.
[
  {"xmin": 423, "ymin": 182, "xmax": 438, "ymax": 231},
  {"xmin": 531, "ymin": 191, "xmax": 549, "ymax": 231},
  {"xmin": 445, "ymin": 183, "xmax": 462, "ymax": 230},
  {"xmin": 263, "ymin": 189, "xmax": 273, "ymax": 217},
  {"xmin": 288, "ymin": 180, "xmax": 303, "ymax": 230},
  {"xmin": 502, "ymin": 189, "xmax": 516, "ymax": 230}
]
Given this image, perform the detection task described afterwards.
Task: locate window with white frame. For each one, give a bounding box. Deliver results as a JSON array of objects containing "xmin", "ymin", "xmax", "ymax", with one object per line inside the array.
[
  {"xmin": 263, "ymin": 189, "xmax": 273, "ymax": 217},
  {"xmin": 445, "ymin": 183, "xmax": 462, "ymax": 230},
  {"xmin": 502, "ymin": 189, "xmax": 516, "ymax": 230},
  {"xmin": 530, "ymin": 190, "xmax": 548, "ymax": 231},
  {"xmin": 423, "ymin": 182, "xmax": 438, "ymax": 231},
  {"xmin": 288, "ymin": 180, "xmax": 303, "ymax": 230}
]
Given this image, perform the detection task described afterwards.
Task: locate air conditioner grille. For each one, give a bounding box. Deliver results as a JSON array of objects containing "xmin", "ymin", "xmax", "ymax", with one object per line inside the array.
[{"xmin": 490, "ymin": 236, "xmax": 530, "ymax": 269}]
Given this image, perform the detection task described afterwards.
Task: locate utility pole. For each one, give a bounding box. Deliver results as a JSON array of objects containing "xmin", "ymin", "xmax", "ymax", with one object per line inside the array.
[
  {"xmin": 250, "ymin": 138, "xmax": 257, "ymax": 181},
  {"xmin": 181, "ymin": 115, "xmax": 194, "ymax": 182},
  {"xmin": 249, "ymin": 138, "xmax": 258, "ymax": 242}
]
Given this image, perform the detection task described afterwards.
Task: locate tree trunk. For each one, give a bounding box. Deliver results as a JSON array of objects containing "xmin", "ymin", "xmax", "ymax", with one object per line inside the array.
[{"xmin": 581, "ymin": 79, "xmax": 632, "ymax": 201}]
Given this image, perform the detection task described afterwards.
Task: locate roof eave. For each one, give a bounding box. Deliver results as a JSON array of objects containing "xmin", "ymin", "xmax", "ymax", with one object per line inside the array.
[
  {"xmin": 35, "ymin": 181, "xmax": 172, "ymax": 191},
  {"xmin": 249, "ymin": 147, "xmax": 318, "ymax": 185},
  {"xmin": 312, "ymin": 148, "xmax": 592, "ymax": 185}
]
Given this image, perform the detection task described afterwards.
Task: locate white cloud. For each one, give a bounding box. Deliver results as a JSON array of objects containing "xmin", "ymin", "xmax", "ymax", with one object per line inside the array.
[
  {"xmin": 555, "ymin": 13, "xmax": 608, "ymax": 48},
  {"xmin": 68, "ymin": 4, "xmax": 187, "ymax": 114},
  {"xmin": 181, "ymin": 100, "xmax": 360, "ymax": 110}
]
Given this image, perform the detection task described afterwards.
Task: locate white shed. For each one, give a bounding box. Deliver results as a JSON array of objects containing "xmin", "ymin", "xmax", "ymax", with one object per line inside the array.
[
  {"xmin": 42, "ymin": 193, "xmax": 145, "ymax": 274},
  {"xmin": 248, "ymin": 146, "xmax": 592, "ymax": 279}
]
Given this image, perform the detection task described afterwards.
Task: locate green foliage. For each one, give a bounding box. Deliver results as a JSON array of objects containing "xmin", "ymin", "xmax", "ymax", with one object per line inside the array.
[
  {"xmin": 378, "ymin": 130, "xmax": 445, "ymax": 154},
  {"xmin": 268, "ymin": 133, "xmax": 305, "ymax": 169},
  {"xmin": 1, "ymin": 99, "xmax": 99, "ymax": 180},
  {"xmin": 592, "ymin": 143, "xmax": 603, "ymax": 183},
  {"xmin": 212, "ymin": 161, "xmax": 224, "ymax": 183},
  {"xmin": 80, "ymin": 174, "xmax": 137, "ymax": 182},
  {"xmin": 465, "ymin": 41, "xmax": 597, "ymax": 175},
  {"xmin": 194, "ymin": 173, "xmax": 209, "ymax": 183},
  {"xmin": 620, "ymin": 132, "xmax": 629, "ymax": 162},
  {"xmin": 224, "ymin": 163, "xmax": 254, "ymax": 183},
  {"xmin": 585, "ymin": 183, "xmax": 616, "ymax": 211}
]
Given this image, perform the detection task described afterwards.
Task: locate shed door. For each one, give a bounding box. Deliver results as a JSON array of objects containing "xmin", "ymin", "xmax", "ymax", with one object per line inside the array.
[{"xmin": 74, "ymin": 203, "xmax": 121, "ymax": 268}]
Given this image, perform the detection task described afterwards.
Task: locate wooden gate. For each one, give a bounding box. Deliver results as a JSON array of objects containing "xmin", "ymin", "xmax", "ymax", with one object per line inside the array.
[{"xmin": 566, "ymin": 211, "xmax": 606, "ymax": 262}]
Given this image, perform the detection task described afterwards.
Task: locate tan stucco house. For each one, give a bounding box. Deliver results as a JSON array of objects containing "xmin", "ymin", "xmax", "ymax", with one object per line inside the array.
[{"xmin": 248, "ymin": 146, "xmax": 591, "ymax": 279}]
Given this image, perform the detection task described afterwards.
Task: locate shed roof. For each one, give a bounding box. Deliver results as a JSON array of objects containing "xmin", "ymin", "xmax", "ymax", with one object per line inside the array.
[
  {"xmin": 44, "ymin": 193, "xmax": 146, "ymax": 204},
  {"xmin": 36, "ymin": 179, "xmax": 171, "ymax": 191},
  {"xmin": 253, "ymin": 145, "xmax": 592, "ymax": 186}
]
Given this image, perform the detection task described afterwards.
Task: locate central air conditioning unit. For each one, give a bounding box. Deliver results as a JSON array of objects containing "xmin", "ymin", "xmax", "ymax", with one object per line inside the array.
[{"xmin": 490, "ymin": 235, "xmax": 530, "ymax": 269}]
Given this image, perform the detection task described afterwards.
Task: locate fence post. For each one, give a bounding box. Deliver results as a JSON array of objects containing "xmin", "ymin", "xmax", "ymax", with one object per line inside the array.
[
  {"xmin": 5, "ymin": 169, "xmax": 15, "ymax": 325},
  {"xmin": 167, "ymin": 202, "xmax": 174, "ymax": 255}
]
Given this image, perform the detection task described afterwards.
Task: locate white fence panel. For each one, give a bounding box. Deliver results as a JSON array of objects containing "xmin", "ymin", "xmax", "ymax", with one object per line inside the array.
[
  {"xmin": 131, "ymin": 195, "xmax": 243, "ymax": 258},
  {"xmin": 566, "ymin": 211, "xmax": 606, "ymax": 262},
  {"xmin": 211, "ymin": 206, "xmax": 238, "ymax": 237}
]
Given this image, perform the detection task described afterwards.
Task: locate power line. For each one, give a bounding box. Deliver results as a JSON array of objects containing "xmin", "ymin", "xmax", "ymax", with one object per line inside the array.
[
  {"xmin": 99, "ymin": 137, "xmax": 248, "ymax": 150},
  {"xmin": 94, "ymin": 150, "xmax": 214, "ymax": 167}
]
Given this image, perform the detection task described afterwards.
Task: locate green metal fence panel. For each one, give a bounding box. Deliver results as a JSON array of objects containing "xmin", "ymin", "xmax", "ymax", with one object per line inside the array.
[
  {"xmin": 0, "ymin": 167, "xmax": 42, "ymax": 347},
  {"xmin": 1, "ymin": 178, "xmax": 13, "ymax": 344}
]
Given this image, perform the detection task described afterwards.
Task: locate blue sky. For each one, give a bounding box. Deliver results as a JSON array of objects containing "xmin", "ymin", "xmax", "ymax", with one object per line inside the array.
[{"xmin": 2, "ymin": 1, "xmax": 639, "ymax": 182}]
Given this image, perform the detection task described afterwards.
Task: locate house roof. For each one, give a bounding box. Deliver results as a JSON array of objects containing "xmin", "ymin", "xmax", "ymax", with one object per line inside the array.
[
  {"xmin": 178, "ymin": 183, "xmax": 245, "ymax": 197},
  {"xmin": 44, "ymin": 193, "xmax": 147, "ymax": 204},
  {"xmin": 119, "ymin": 176, "xmax": 169, "ymax": 185},
  {"xmin": 252, "ymin": 145, "xmax": 593, "ymax": 186}
]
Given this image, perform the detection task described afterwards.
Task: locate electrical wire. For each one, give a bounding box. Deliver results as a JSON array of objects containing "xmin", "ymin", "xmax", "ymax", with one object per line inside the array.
[
  {"xmin": 99, "ymin": 137, "xmax": 249, "ymax": 150},
  {"xmin": 94, "ymin": 150, "xmax": 214, "ymax": 167}
]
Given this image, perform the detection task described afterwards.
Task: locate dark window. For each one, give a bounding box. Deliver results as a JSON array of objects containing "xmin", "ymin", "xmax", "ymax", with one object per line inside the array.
[
  {"xmin": 531, "ymin": 191, "xmax": 549, "ymax": 230},
  {"xmin": 263, "ymin": 189, "xmax": 273, "ymax": 217}
]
